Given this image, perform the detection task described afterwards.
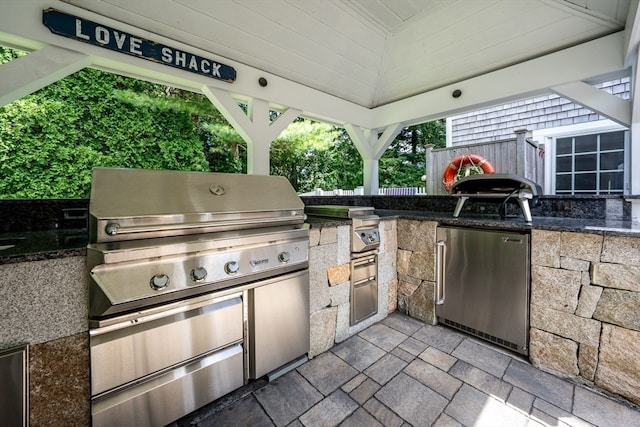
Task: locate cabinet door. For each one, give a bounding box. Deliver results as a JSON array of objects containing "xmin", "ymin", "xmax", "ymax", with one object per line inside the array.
[
  {"xmin": 351, "ymin": 278, "xmax": 378, "ymax": 325},
  {"xmin": 248, "ymin": 270, "xmax": 310, "ymax": 379}
]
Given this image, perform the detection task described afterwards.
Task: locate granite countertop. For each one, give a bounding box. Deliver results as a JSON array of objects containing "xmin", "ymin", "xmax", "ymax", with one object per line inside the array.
[
  {"xmin": 0, "ymin": 229, "xmax": 88, "ymax": 264},
  {"xmin": 375, "ymin": 209, "xmax": 640, "ymax": 236},
  {"xmin": 2, "ymin": 210, "xmax": 640, "ymax": 264},
  {"xmin": 308, "ymin": 209, "xmax": 640, "ymax": 237}
]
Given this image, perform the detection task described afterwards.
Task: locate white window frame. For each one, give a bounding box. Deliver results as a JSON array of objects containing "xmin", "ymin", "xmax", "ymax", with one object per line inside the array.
[{"xmin": 532, "ymin": 120, "xmax": 629, "ymax": 195}]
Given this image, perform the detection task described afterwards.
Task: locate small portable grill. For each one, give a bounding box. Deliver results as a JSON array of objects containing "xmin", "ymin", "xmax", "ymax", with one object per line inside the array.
[
  {"xmin": 87, "ymin": 168, "xmax": 310, "ymax": 427},
  {"xmin": 450, "ymin": 173, "xmax": 542, "ymax": 222}
]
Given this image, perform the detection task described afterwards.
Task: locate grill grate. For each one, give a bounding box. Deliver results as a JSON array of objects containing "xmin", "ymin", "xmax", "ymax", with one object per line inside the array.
[{"xmin": 440, "ymin": 318, "xmax": 519, "ymax": 352}]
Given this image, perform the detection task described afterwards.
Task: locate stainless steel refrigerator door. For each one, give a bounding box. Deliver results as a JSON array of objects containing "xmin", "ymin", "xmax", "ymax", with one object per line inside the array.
[{"xmin": 435, "ymin": 227, "xmax": 530, "ymax": 354}]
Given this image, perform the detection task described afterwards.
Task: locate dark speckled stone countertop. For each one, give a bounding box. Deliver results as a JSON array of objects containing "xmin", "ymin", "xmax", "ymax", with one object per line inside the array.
[
  {"xmin": 372, "ymin": 210, "xmax": 640, "ymax": 236},
  {"xmin": 307, "ymin": 209, "xmax": 640, "ymax": 237},
  {"xmin": 0, "ymin": 229, "xmax": 88, "ymax": 264},
  {"xmin": 2, "ymin": 195, "xmax": 640, "ymax": 264}
]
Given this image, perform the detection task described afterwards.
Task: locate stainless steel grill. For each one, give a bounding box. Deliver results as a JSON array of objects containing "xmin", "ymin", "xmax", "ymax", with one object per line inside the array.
[{"xmin": 87, "ymin": 168, "xmax": 310, "ymax": 427}]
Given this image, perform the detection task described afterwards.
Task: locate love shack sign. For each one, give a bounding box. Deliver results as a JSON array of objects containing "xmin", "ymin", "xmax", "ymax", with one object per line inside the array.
[{"xmin": 42, "ymin": 8, "xmax": 236, "ymax": 83}]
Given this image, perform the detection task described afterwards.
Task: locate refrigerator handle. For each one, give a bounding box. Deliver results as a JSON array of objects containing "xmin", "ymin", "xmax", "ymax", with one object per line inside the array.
[{"xmin": 435, "ymin": 240, "xmax": 446, "ymax": 305}]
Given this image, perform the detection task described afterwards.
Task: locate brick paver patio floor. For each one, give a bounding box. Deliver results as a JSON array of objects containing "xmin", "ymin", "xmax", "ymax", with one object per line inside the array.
[{"xmin": 175, "ymin": 312, "xmax": 640, "ymax": 427}]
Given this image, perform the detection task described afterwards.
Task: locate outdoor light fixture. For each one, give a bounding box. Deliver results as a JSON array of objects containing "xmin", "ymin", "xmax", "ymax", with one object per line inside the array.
[
  {"xmin": 452, "ymin": 89, "xmax": 462, "ymax": 98},
  {"xmin": 258, "ymin": 77, "xmax": 268, "ymax": 87}
]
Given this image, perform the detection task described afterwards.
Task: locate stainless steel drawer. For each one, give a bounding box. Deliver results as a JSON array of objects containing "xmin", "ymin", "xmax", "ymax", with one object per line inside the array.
[
  {"xmin": 351, "ymin": 278, "xmax": 378, "ymax": 325},
  {"xmin": 90, "ymin": 293, "xmax": 243, "ymax": 395},
  {"xmin": 92, "ymin": 344, "xmax": 244, "ymax": 427},
  {"xmin": 351, "ymin": 254, "xmax": 377, "ymax": 284}
]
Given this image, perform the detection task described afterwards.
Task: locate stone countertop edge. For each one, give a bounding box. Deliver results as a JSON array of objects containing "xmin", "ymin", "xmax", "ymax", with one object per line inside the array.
[
  {"xmin": 373, "ymin": 210, "xmax": 640, "ymax": 236},
  {"xmin": 0, "ymin": 247, "xmax": 87, "ymax": 265},
  {"xmin": 3, "ymin": 211, "xmax": 639, "ymax": 264},
  {"xmin": 308, "ymin": 210, "xmax": 640, "ymax": 236}
]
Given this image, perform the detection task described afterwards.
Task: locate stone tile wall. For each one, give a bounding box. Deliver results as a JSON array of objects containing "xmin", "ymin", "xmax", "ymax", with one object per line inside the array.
[
  {"xmin": 530, "ymin": 230, "xmax": 640, "ymax": 405},
  {"xmin": 0, "ymin": 256, "xmax": 89, "ymax": 423},
  {"xmin": 395, "ymin": 219, "xmax": 437, "ymax": 325},
  {"xmin": 308, "ymin": 220, "xmax": 397, "ymax": 358}
]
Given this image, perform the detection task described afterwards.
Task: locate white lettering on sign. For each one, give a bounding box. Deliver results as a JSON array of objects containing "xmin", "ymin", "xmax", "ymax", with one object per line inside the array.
[
  {"xmin": 211, "ymin": 62, "xmax": 221, "ymax": 77},
  {"xmin": 95, "ymin": 26, "xmax": 109, "ymax": 44},
  {"xmin": 175, "ymin": 51, "xmax": 186, "ymax": 67},
  {"xmin": 189, "ymin": 56, "xmax": 198, "ymax": 71},
  {"xmin": 75, "ymin": 19, "xmax": 89, "ymax": 40},
  {"xmin": 161, "ymin": 47, "xmax": 172, "ymax": 63},
  {"xmin": 69, "ymin": 16, "xmax": 227, "ymax": 80},
  {"xmin": 114, "ymin": 31, "xmax": 126, "ymax": 50},
  {"xmin": 159, "ymin": 47, "xmax": 222, "ymax": 78},
  {"xmin": 201, "ymin": 59, "xmax": 210, "ymax": 73},
  {"xmin": 130, "ymin": 37, "xmax": 142, "ymax": 55}
]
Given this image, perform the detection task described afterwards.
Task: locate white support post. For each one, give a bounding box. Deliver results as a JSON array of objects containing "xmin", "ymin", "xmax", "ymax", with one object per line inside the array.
[
  {"xmin": 629, "ymin": 47, "xmax": 640, "ymax": 222},
  {"xmin": 202, "ymin": 85, "xmax": 300, "ymax": 175},
  {"xmin": 345, "ymin": 123, "xmax": 404, "ymax": 195},
  {"xmin": 0, "ymin": 45, "xmax": 91, "ymax": 107}
]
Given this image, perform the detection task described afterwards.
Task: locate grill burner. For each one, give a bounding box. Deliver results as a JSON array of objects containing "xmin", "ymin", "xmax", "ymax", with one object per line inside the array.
[{"xmin": 450, "ymin": 173, "xmax": 542, "ymax": 222}]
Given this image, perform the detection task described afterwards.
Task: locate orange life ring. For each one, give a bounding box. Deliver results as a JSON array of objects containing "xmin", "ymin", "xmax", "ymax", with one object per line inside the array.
[{"xmin": 443, "ymin": 154, "xmax": 495, "ymax": 192}]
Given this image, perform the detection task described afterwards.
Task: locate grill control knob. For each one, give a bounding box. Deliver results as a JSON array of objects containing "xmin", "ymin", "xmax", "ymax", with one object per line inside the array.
[
  {"xmin": 278, "ymin": 251, "xmax": 291, "ymax": 263},
  {"xmin": 150, "ymin": 273, "xmax": 169, "ymax": 290},
  {"xmin": 190, "ymin": 267, "xmax": 208, "ymax": 282},
  {"xmin": 105, "ymin": 223, "xmax": 120, "ymax": 236},
  {"xmin": 224, "ymin": 261, "xmax": 239, "ymax": 275}
]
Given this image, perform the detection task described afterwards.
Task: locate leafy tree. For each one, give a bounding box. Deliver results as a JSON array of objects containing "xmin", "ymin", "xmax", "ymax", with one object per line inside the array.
[
  {"xmin": 271, "ymin": 120, "xmax": 340, "ymax": 192},
  {"xmin": 380, "ymin": 120, "xmax": 446, "ymax": 188},
  {"xmin": 0, "ymin": 47, "xmax": 212, "ymax": 198},
  {"xmin": 0, "ymin": 45, "xmax": 445, "ymax": 198},
  {"xmin": 202, "ymin": 122, "xmax": 247, "ymax": 174}
]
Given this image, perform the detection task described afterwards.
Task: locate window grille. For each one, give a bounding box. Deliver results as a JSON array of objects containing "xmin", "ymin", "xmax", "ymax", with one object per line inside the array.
[{"xmin": 555, "ymin": 130, "xmax": 626, "ymax": 195}]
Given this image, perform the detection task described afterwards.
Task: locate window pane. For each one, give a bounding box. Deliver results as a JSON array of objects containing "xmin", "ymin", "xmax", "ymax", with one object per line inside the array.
[
  {"xmin": 600, "ymin": 131, "xmax": 624, "ymax": 151},
  {"xmin": 600, "ymin": 151, "xmax": 624, "ymax": 170},
  {"xmin": 575, "ymin": 173, "xmax": 596, "ymax": 190},
  {"xmin": 575, "ymin": 134, "xmax": 597, "ymax": 152},
  {"xmin": 556, "ymin": 174, "xmax": 572, "ymax": 191},
  {"xmin": 600, "ymin": 172, "xmax": 624, "ymax": 193},
  {"xmin": 556, "ymin": 156, "xmax": 572, "ymax": 172},
  {"xmin": 575, "ymin": 154, "xmax": 596, "ymax": 171},
  {"xmin": 557, "ymin": 137, "xmax": 572, "ymax": 155}
]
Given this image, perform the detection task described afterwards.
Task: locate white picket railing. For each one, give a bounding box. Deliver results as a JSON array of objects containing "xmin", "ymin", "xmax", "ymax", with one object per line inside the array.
[
  {"xmin": 378, "ymin": 187, "xmax": 426, "ymax": 195},
  {"xmin": 300, "ymin": 187, "xmax": 426, "ymax": 196}
]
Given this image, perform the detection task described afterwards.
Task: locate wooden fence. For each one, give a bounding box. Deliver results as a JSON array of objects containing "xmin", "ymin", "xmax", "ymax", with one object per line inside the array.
[{"xmin": 425, "ymin": 130, "xmax": 544, "ymax": 194}]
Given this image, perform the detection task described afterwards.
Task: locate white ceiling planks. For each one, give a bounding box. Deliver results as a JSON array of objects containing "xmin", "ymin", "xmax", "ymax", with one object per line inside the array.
[
  {"xmin": 52, "ymin": 0, "xmax": 633, "ymax": 110},
  {"xmin": 375, "ymin": 0, "xmax": 626, "ymax": 105}
]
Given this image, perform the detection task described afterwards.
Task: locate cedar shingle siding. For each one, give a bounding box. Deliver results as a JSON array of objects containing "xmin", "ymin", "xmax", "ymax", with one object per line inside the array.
[{"xmin": 450, "ymin": 79, "xmax": 630, "ymax": 146}]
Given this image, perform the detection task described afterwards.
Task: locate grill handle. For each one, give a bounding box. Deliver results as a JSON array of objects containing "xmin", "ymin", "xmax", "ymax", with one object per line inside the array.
[{"xmin": 435, "ymin": 240, "xmax": 446, "ymax": 305}]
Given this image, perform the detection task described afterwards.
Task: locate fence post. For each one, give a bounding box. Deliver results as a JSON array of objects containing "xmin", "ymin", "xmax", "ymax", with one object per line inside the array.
[
  {"xmin": 425, "ymin": 144, "xmax": 434, "ymax": 194},
  {"xmin": 514, "ymin": 129, "xmax": 529, "ymax": 176}
]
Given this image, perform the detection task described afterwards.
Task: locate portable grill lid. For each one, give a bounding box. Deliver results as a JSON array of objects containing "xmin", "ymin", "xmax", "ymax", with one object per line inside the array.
[
  {"xmin": 450, "ymin": 173, "xmax": 542, "ymax": 222},
  {"xmin": 450, "ymin": 173, "xmax": 541, "ymax": 195},
  {"xmin": 89, "ymin": 168, "xmax": 305, "ymax": 242}
]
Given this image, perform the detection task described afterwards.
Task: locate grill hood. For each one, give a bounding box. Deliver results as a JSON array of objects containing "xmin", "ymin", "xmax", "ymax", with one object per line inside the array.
[{"xmin": 89, "ymin": 168, "xmax": 305, "ymax": 243}]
